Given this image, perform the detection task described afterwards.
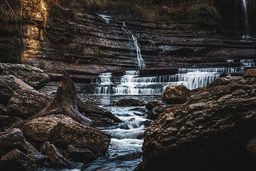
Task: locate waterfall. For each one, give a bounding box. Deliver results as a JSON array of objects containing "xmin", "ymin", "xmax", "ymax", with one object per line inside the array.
[
  {"xmin": 242, "ymin": 0, "xmax": 250, "ymax": 36},
  {"xmin": 122, "ymin": 22, "xmax": 146, "ymax": 69},
  {"xmin": 97, "ymin": 14, "xmax": 112, "ymax": 24},
  {"xmin": 93, "ymin": 63, "xmax": 252, "ymax": 95}
]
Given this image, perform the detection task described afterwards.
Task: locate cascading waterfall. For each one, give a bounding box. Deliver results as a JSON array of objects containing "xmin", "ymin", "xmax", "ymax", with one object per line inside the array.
[
  {"xmin": 122, "ymin": 22, "xmax": 146, "ymax": 69},
  {"xmin": 93, "ymin": 62, "xmax": 255, "ymax": 95}
]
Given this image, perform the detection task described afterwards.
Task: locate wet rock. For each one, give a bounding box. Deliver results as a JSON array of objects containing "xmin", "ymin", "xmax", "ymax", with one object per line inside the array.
[
  {"xmin": 137, "ymin": 76, "xmax": 256, "ymax": 171},
  {"xmin": 0, "ymin": 63, "xmax": 49, "ymax": 89},
  {"xmin": 115, "ymin": 98, "xmax": 145, "ymax": 106},
  {"xmin": 147, "ymin": 105, "xmax": 168, "ymax": 120},
  {"xmin": 244, "ymin": 68, "xmax": 256, "ymax": 78},
  {"xmin": 145, "ymin": 101, "xmax": 165, "ymax": 111},
  {"xmin": 162, "ymin": 84, "xmax": 191, "ymax": 104},
  {"xmin": 67, "ymin": 145, "xmax": 96, "ymax": 162},
  {"xmin": 80, "ymin": 104, "xmax": 123, "ymax": 127}
]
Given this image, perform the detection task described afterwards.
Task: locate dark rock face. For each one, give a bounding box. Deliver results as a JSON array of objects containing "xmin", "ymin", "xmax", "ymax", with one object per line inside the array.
[
  {"xmin": 137, "ymin": 76, "xmax": 256, "ymax": 171},
  {"xmin": 1, "ymin": 1, "xmax": 255, "ymax": 81}
]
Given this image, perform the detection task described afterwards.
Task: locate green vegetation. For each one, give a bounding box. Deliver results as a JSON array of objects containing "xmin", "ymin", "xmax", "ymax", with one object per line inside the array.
[{"xmin": 49, "ymin": 0, "xmax": 219, "ymax": 24}]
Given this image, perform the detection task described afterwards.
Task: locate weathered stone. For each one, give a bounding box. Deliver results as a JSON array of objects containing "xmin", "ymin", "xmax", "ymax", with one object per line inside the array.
[
  {"xmin": 23, "ymin": 114, "xmax": 111, "ymax": 158},
  {"xmin": 49, "ymin": 115, "xmax": 111, "ymax": 158},
  {"xmin": 244, "ymin": 68, "xmax": 256, "ymax": 78},
  {"xmin": 0, "ymin": 75, "xmax": 20, "ymax": 105},
  {"xmin": 7, "ymin": 89, "xmax": 50, "ymax": 119},
  {"xmin": 162, "ymin": 84, "xmax": 191, "ymax": 104},
  {"xmin": 22, "ymin": 115, "xmax": 62, "ymax": 142},
  {"xmin": 2, "ymin": 0, "xmax": 255, "ymax": 81},
  {"xmin": 44, "ymin": 142, "xmax": 71, "ymax": 169},
  {"xmin": 0, "ymin": 149, "xmax": 37, "ymax": 171},
  {"xmin": 137, "ymin": 76, "xmax": 256, "ymax": 170},
  {"xmin": 0, "ymin": 63, "xmax": 49, "ymax": 89}
]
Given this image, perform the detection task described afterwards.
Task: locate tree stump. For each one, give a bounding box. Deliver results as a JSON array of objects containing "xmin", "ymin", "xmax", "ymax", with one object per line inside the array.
[{"xmin": 30, "ymin": 71, "xmax": 91, "ymax": 125}]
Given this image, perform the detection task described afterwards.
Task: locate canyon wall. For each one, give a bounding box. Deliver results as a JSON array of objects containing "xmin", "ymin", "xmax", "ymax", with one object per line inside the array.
[{"xmin": 0, "ymin": 0, "xmax": 255, "ymax": 81}]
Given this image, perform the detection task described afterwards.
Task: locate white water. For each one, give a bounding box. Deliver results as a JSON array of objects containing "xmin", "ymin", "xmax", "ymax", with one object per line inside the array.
[
  {"xmin": 97, "ymin": 14, "xmax": 112, "ymax": 24},
  {"xmin": 122, "ymin": 22, "xmax": 146, "ymax": 69},
  {"xmin": 94, "ymin": 65, "xmax": 252, "ymax": 95},
  {"xmin": 83, "ymin": 106, "xmax": 148, "ymax": 171}
]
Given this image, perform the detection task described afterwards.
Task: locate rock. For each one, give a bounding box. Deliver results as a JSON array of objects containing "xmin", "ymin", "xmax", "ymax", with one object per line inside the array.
[
  {"xmin": 162, "ymin": 84, "xmax": 191, "ymax": 104},
  {"xmin": 67, "ymin": 145, "xmax": 96, "ymax": 162},
  {"xmin": 145, "ymin": 101, "xmax": 165, "ymax": 111},
  {"xmin": 0, "ymin": 128, "xmax": 25, "ymax": 156},
  {"xmin": 0, "ymin": 75, "xmax": 20, "ymax": 105},
  {"xmin": 0, "ymin": 115, "xmax": 20, "ymax": 131},
  {"xmin": 0, "ymin": 104, "xmax": 7, "ymax": 115},
  {"xmin": 79, "ymin": 104, "xmax": 123, "ymax": 127},
  {"xmin": 247, "ymin": 136, "xmax": 256, "ymax": 160},
  {"xmin": 244, "ymin": 68, "xmax": 256, "ymax": 78},
  {"xmin": 0, "ymin": 149, "xmax": 37, "ymax": 171},
  {"xmin": 137, "ymin": 76, "xmax": 256, "ymax": 170},
  {"xmin": 43, "ymin": 142, "xmax": 71, "ymax": 169},
  {"xmin": 147, "ymin": 105, "xmax": 168, "ymax": 120},
  {"xmin": 22, "ymin": 114, "xmax": 111, "ymax": 160},
  {"xmin": 115, "ymin": 98, "xmax": 145, "ymax": 106},
  {"xmin": 22, "ymin": 115, "xmax": 63, "ymax": 142},
  {"xmin": 0, "ymin": 63, "xmax": 49, "ymax": 89},
  {"xmin": 0, "ymin": 75, "xmax": 49, "ymax": 118},
  {"xmin": 7, "ymin": 89, "xmax": 50, "ymax": 119}
]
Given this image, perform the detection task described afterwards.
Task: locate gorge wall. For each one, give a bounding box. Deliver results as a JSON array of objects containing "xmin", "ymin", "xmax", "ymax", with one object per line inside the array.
[{"xmin": 0, "ymin": 0, "xmax": 256, "ymax": 82}]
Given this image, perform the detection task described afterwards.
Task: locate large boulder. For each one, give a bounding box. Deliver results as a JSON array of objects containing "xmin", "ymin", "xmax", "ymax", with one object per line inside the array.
[
  {"xmin": 162, "ymin": 84, "xmax": 191, "ymax": 104},
  {"xmin": 7, "ymin": 89, "xmax": 50, "ymax": 119},
  {"xmin": 0, "ymin": 63, "xmax": 49, "ymax": 89},
  {"xmin": 0, "ymin": 75, "xmax": 50, "ymax": 119},
  {"xmin": 137, "ymin": 76, "xmax": 256, "ymax": 170},
  {"xmin": 22, "ymin": 114, "xmax": 111, "ymax": 160}
]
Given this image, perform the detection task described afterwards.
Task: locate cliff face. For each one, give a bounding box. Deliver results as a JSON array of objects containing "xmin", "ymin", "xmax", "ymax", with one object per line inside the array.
[{"xmin": 0, "ymin": 0, "xmax": 256, "ymax": 81}]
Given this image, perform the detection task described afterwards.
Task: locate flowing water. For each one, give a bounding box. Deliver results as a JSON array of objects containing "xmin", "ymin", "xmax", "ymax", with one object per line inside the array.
[
  {"xmin": 242, "ymin": 0, "xmax": 249, "ymax": 36},
  {"xmin": 122, "ymin": 22, "xmax": 146, "ymax": 70},
  {"xmin": 94, "ymin": 67, "xmax": 244, "ymax": 95}
]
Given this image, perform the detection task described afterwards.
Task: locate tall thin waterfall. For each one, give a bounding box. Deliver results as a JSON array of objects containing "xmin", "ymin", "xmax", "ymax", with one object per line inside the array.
[
  {"xmin": 242, "ymin": 0, "xmax": 250, "ymax": 36},
  {"xmin": 122, "ymin": 22, "xmax": 146, "ymax": 69}
]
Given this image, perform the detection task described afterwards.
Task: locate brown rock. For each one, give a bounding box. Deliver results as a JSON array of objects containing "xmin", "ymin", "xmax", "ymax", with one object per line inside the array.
[
  {"xmin": 244, "ymin": 68, "xmax": 256, "ymax": 78},
  {"xmin": 162, "ymin": 84, "xmax": 191, "ymax": 104}
]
